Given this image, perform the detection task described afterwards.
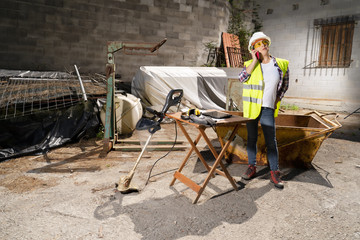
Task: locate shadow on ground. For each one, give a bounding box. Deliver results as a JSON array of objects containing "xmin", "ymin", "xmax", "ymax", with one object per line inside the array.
[
  {"xmin": 329, "ymin": 114, "xmax": 360, "ymax": 142},
  {"xmin": 27, "ymin": 146, "xmax": 103, "ymax": 173},
  {"xmin": 94, "ymin": 150, "xmax": 334, "ymax": 239},
  {"xmin": 193, "ymin": 150, "xmax": 333, "ymax": 188},
  {"xmin": 94, "ymin": 184, "xmax": 270, "ymax": 239}
]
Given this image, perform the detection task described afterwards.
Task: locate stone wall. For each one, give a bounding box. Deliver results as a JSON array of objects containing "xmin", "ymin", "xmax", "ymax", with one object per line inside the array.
[{"xmin": 0, "ymin": 0, "xmax": 230, "ymax": 82}]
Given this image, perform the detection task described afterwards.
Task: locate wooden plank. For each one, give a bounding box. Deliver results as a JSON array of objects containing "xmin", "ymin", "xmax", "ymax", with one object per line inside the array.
[
  {"xmin": 170, "ymin": 131, "xmax": 203, "ymax": 186},
  {"xmin": 339, "ymin": 24, "xmax": 346, "ymax": 65},
  {"xmin": 344, "ymin": 22, "xmax": 354, "ymax": 66},
  {"xmin": 222, "ymin": 32, "xmax": 241, "ymax": 68},
  {"xmin": 214, "ymin": 168, "xmax": 227, "ymax": 178},
  {"xmin": 113, "ymin": 145, "xmax": 187, "ymax": 151},
  {"xmin": 116, "ymin": 139, "xmax": 185, "ymax": 145},
  {"xmin": 174, "ymin": 171, "xmax": 201, "ymax": 193},
  {"xmin": 227, "ymin": 47, "xmax": 243, "ymax": 68}
]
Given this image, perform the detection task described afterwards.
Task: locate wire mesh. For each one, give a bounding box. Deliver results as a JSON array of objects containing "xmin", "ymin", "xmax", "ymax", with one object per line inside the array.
[{"xmin": 0, "ymin": 74, "xmax": 107, "ymax": 120}]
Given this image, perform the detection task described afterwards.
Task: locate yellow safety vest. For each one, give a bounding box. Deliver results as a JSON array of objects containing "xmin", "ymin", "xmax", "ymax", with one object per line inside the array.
[{"xmin": 243, "ymin": 58, "xmax": 289, "ymax": 119}]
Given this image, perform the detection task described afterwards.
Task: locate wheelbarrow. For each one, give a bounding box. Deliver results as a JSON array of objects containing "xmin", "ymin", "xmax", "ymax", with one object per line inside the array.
[
  {"xmin": 216, "ymin": 111, "xmax": 342, "ymax": 168},
  {"xmin": 116, "ymin": 89, "xmax": 183, "ymax": 193}
]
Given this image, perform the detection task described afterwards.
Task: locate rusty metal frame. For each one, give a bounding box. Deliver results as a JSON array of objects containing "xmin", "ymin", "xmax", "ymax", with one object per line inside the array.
[{"xmin": 101, "ymin": 38, "xmax": 167, "ymax": 157}]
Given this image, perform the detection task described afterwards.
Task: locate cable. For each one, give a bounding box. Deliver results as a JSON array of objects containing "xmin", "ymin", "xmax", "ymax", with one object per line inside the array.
[
  {"xmin": 143, "ymin": 104, "xmax": 220, "ymax": 186},
  {"xmin": 144, "ymin": 103, "xmax": 181, "ymax": 186},
  {"xmin": 144, "ymin": 120, "xmax": 178, "ymax": 186}
]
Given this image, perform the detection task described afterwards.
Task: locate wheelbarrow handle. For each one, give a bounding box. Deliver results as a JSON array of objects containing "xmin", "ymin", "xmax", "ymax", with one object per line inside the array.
[{"xmin": 305, "ymin": 111, "xmax": 342, "ymax": 129}]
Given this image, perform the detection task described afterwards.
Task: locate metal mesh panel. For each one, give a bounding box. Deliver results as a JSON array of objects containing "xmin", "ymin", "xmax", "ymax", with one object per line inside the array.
[{"xmin": 0, "ymin": 73, "xmax": 106, "ymax": 120}]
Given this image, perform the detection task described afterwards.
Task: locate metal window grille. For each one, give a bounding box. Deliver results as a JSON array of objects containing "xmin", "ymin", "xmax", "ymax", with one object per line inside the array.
[{"xmin": 315, "ymin": 16, "xmax": 355, "ymax": 68}]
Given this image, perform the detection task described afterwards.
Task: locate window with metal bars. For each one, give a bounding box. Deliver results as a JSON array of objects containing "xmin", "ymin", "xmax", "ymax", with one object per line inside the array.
[{"xmin": 316, "ymin": 16, "xmax": 355, "ymax": 68}]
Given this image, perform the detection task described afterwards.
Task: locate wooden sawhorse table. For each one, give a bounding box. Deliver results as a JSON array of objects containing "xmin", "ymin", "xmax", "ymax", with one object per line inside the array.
[{"xmin": 166, "ymin": 112, "xmax": 250, "ymax": 204}]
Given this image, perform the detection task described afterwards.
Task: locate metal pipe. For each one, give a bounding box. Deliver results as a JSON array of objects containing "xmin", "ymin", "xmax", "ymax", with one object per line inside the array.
[{"xmin": 74, "ymin": 65, "xmax": 87, "ymax": 102}]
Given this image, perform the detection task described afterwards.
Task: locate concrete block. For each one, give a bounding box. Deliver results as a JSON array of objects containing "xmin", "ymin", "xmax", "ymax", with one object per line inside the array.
[
  {"xmin": 154, "ymin": 0, "xmax": 167, "ymax": 8},
  {"xmin": 202, "ymin": 21, "xmax": 215, "ymax": 29},
  {"xmin": 170, "ymin": 39, "xmax": 186, "ymax": 47},
  {"xmin": 125, "ymin": 24, "xmax": 140, "ymax": 34},
  {"xmin": 163, "ymin": 9, "xmax": 190, "ymax": 19},
  {"xmin": 70, "ymin": 9, "xmax": 89, "ymax": 19},
  {"xmin": 141, "ymin": 0, "xmax": 154, "ymax": 6},
  {"xmin": 45, "ymin": 0, "xmax": 64, "ymax": 7},
  {"xmin": 166, "ymin": 1, "xmax": 180, "ymax": 10},
  {"xmin": 180, "ymin": 4, "xmax": 192, "ymax": 12},
  {"xmin": 165, "ymin": 31, "xmax": 179, "ymax": 39},
  {"xmin": 141, "ymin": 19, "xmax": 161, "ymax": 29},
  {"xmin": 178, "ymin": 32, "xmax": 191, "ymax": 41},
  {"xmin": 110, "ymin": 22, "xmax": 126, "ymax": 33},
  {"xmin": 116, "ymin": 2, "xmax": 149, "ymax": 12},
  {"xmin": 140, "ymin": 26, "xmax": 157, "ymax": 36},
  {"xmin": 167, "ymin": 15, "xmax": 193, "ymax": 27},
  {"xmin": 173, "ymin": 25, "xmax": 186, "ymax": 33},
  {"xmin": 156, "ymin": 29, "xmax": 166, "ymax": 37},
  {"xmin": 140, "ymin": 12, "xmax": 166, "ymax": 22},
  {"xmin": 88, "ymin": 0, "xmax": 104, "ymax": 6},
  {"xmin": 198, "ymin": 0, "xmax": 210, "ymax": 8},
  {"xmin": 148, "ymin": 6, "xmax": 161, "ymax": 15}
]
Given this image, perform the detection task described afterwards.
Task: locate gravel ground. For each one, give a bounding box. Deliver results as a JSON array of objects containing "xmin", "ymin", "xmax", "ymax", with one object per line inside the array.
[{"xmin": 0, "ymin": 110, "xmax": 359, "ymax": 240}]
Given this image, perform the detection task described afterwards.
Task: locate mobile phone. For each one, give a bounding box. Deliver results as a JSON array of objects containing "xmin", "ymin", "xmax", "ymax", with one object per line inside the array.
[
  {"xmin": 255, "ymin": 51, "xmax": 260, "ymax": 60},
  {"xmin": 255, "ymin": 51, "xmax": 262, "ymax": 63}
]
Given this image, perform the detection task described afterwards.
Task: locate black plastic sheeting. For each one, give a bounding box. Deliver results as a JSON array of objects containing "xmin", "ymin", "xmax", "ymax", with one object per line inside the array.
[{"xmin": 0, "ymin": 100, "xmax": 100, "ymax": 161}]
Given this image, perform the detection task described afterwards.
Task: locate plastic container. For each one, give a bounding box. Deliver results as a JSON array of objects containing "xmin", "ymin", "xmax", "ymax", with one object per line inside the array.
[{"xmin": 100, "ymin": 93, "xmax": 143, "ymax": 135}]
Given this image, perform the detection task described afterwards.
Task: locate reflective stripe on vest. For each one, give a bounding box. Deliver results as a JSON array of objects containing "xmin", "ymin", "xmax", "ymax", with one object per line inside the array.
[
  {"xmin": 242, "ymin": 84, "xmax": 263, "ymax": 91},
  {"xmin": 242, "ymin": 96, "xmax": 262, "ymax": 104},
  {"xmin": 242, "ymin": 58, "xmax": 289, "ymax": 119}
]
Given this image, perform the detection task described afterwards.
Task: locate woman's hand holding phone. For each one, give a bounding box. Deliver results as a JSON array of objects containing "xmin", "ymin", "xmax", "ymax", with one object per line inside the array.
[
  {"xmin": 251, "ymin": 49, "xmax": 261, "ymax": 63},
  {"xmin": 246, "ymin": 49, "xmax": 261, "ymax": 74}
]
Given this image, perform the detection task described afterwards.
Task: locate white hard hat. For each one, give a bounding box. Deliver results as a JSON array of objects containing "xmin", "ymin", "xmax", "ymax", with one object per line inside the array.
[{"xmin": 248, "ymin": 32, "xmax": 271, "ymax": 52}]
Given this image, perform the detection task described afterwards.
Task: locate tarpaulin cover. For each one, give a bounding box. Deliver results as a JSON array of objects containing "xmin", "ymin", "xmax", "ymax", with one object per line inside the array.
[
  {"xmin": 0, "ymin": 100, "xmax": 100, "ymax": 161},
  {"xmin": 131, "ymin": 66, "xmax": 241, "ymax": 111}
]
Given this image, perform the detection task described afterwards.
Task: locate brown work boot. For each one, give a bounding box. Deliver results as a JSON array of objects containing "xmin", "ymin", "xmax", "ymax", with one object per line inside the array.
[
  {"xmin": 242, "ymin": 165, "xmax": 256, "ymax": 180},
  {"xmin": 270, "ymin": 170, "xmax": 284, "ymax": 189}
]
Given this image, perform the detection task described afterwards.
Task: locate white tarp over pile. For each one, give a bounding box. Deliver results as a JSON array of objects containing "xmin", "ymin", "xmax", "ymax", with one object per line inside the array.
[{"xmin": 131, "ymin": 66, "xmax": 241, "ymax": 111}]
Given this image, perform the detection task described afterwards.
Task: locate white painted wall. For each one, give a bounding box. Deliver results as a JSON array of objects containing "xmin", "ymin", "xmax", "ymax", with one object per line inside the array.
[{"xmin": 255, "ymin": 0, "xmax": 360, "ymax": 112}]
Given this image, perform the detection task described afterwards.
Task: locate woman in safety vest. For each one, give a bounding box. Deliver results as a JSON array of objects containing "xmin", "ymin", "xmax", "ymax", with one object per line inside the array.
[{"xmin": 239, "ymin": 32, "xmax": 289, "ymax": 189}]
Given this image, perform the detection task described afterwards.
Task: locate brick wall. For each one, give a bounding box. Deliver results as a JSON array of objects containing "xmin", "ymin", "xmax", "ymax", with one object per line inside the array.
[{"xmin": 0, "ymin": 0, "xmax": 230, "ymax": 82}]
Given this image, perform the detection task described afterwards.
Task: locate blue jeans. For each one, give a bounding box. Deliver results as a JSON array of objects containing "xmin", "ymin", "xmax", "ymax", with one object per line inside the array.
[{"xmin": 246, "ymin": 107, "xmax": 279, "ymax": 171}]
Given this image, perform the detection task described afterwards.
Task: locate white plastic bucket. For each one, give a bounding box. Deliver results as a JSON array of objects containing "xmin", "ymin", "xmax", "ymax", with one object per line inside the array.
[{"xmin": 100, "ymin": 93, "xmax": 143, "ymax": 135}]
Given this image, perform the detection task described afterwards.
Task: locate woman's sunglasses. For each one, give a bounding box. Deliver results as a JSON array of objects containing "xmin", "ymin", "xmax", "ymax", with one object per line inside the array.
[{"xmin": 252, "ymin": 40, "xmax": 270, "ymax": 49}]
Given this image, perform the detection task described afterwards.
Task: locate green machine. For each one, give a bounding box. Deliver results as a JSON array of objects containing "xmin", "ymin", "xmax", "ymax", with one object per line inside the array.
[{"xmin": 101, "ymin": 38, "xmax": 167, "ymax": 156}]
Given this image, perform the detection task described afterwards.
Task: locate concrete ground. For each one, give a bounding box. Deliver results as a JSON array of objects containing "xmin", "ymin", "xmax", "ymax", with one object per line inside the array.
[{"xmin": 0, "ymin": 110, "xmax": 359, "ymax": 240}]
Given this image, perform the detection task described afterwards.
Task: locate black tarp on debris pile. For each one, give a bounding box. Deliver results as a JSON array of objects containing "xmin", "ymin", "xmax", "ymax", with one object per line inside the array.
[{"xmin": 0, "ymin": 100, "xmax": 100, "ymax": 161}]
